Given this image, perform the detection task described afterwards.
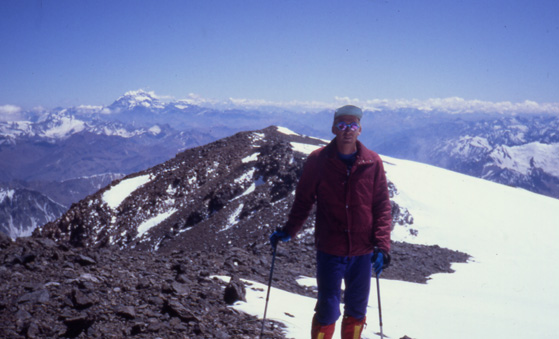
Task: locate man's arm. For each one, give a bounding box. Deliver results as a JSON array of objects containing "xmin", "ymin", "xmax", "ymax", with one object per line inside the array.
[
  {"xmin": 283, "ymin": 151, "xmax": 321, "ymax": 238},
  {"xmin": 371, "ymin": 159, "xmax": 392, "ymax": 254}
]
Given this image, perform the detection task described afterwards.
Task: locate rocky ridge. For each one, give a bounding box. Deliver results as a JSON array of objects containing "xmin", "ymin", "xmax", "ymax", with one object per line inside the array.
[{"xmin": 34, "ymin": 126, "xmax": 415, "ymax": 253}]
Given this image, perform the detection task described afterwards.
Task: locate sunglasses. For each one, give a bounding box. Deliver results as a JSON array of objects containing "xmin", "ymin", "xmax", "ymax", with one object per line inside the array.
[{"xmin": 335, "ymin": 121, "xmax": 360, "ymax": 132}]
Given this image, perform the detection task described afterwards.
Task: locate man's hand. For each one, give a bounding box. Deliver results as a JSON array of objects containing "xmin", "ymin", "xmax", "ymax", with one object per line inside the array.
[
  {"xmin": 269, "ymin": 230, "xmax": 291, "ymax": 248},
  {"xmin": 372, "ymin": 251, "xmax": 384, "ymax": 276}
]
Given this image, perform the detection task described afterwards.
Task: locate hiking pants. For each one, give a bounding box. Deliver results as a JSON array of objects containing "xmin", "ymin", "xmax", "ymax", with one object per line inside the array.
[{"xmin": 315, "ymin": 250, "xmax": 373, "ymax": 325}]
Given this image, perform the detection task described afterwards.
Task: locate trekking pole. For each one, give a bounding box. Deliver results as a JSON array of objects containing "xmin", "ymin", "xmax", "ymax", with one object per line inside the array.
[
  {"xmin": 260, "ymin": 243, "xmax": 278, "ymax": 339},
  {"xmin": 375, "ymin": 273, "xmax": 385, "ymax": 338}
]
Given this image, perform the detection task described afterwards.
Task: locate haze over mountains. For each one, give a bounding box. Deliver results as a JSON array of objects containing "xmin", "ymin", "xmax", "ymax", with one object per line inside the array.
[{"xmin": 1, "ymin": 90, "xmax": 558, "ymax": 238}]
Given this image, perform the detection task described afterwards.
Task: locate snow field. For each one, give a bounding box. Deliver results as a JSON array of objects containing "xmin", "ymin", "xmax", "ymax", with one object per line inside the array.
[
  {"xmin": 218, "ymin": 155, "xmax": 559, "ymax": 339},
  {"xmin": 102, "ymin": 174, "xmax": 152, "ymax": 209}
]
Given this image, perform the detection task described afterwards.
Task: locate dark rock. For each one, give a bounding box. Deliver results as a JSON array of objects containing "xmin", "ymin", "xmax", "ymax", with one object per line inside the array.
[
  {"xmin": 26, "ymin": 321, "xmax": 40, "ymax": 338},
  {"xmin": 163, "ymin": 299, "xmax": 199, "ymax": 322},
  {"xmin": 17, "ymin": 289, "xmax": 49, "ymax": 304},
  {"xmin": 76, "ymin": 254, "xmax": 97, "ymax": 266},
  {"xmin": 71, "ymin": 288, "xmax": 95, "ymax": 310},
  {"xmin": 115, "ymin": 305, "xmax": 136, "ymax": 319},
  {"xmin": 15, "ymin": 309, "xmax": 31, "ymax": 321},
  {"xmin": 171, "ymin": 281, "xmax": 189, "ymax": 296},
  {"xmin": 0, "ymin": 231, "xmax": 11, "ymax": 249},
  {"xmin": 130, "ymin": 322, "xmax": 145, "ymax": 335},
  {"xmin": 175, "ymin": 273, "xmax": 189, "ymax": 283},
  {"xmin": 62, "ymin": 313, "xmax": 95, "ymax": 338},
  {"xmin": 224, "ymin": 276, "xmax": 246, "ymax": 305},
  {"xmin": 21, "ymin": 253, "xmax": 37, "ymax": 265},
  {"xmin": 36, "ymin": 238, "xmax": 57, "ymax": 248}
]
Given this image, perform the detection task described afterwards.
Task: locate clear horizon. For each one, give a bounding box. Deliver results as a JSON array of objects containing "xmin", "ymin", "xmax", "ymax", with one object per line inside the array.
[
  {"xmin": 2, "ymin": 89, "xmax": 559, "ymax": 119},
  {"xmin": 1, "ymin": 1, "xmax": 558, "ymax": 110}
]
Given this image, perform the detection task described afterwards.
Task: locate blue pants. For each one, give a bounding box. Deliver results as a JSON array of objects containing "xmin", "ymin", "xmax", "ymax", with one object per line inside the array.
[{"xmin": 315, "ymin": 251, "xmax": 373, "ymax": 325}]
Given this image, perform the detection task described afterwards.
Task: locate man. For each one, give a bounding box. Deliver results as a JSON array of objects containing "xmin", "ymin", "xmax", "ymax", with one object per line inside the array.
[{"xmin": 270, "ymin": 105, "xmax": 392, "ymax": 339}]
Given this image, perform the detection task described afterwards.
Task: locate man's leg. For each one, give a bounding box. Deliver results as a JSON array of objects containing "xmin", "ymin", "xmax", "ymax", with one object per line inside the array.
[
  {"xmin": 341, "ymin": 253, "xmax": 373, "ymax": 338},
  {"xmin": 313, "ymin": 251, "xmax": 347, "ymax": 338}
]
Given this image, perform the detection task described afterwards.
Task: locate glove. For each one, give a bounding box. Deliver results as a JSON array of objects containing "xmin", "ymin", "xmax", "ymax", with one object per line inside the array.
[
  {"xmin": 372, "ymin": 251, "xmax": 384, "ymax": 276},
  {"xmin": 269, "ymin": 230, "xmax": 291, "ymax": 248}
]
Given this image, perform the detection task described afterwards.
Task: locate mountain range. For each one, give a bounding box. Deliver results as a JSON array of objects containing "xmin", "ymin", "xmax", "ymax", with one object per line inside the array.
[
  {"xmin": 1, "ymin": 90, "xmax": 558, "ymax": 238},
  {"xmin": 368, "ymin": 112, "xmax": 559, "ymax": 198}
]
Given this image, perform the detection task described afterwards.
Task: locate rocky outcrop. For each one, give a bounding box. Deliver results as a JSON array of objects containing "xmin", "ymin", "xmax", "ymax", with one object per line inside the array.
[
  {"xmin": 1, "ymin": 232, "xmax": 468, "ymax": 338},
  {"xmin": 0, "ymin": 236, "xmax": 286, "ymax": 338}
]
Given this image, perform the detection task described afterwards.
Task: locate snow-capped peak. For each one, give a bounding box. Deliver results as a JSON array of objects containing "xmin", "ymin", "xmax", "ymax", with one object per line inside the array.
[
  {"xmin": 148, "ymin": 125, "xmax": 162, "ymax": 135},
  {"xmin": 489, "ymin": 142, "xmax": 559, "ymax": 177},
  {"xmin": 39, "ymin": 115, "xmax": 86, "ymax": 139},
  {"xmin": 110, "ymin": 90, "xmax": 165, "ymax": 111}
]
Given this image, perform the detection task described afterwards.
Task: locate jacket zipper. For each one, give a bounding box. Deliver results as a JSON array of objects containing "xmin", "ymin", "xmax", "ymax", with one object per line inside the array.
[{"xmin": 345, "ymin": 167, "xmax": 351, "ymax": 255}]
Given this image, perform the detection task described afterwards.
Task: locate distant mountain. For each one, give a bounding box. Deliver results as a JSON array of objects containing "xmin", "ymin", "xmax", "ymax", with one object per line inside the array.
[
  {"xmin": 0, "ymin": 186, "xmax": 66, "ymax": 239},
  {"xmin": 367, "ymin": 113, "xmax": 559, "ymax": 198},
  {"xmin": 0, "ymin": 93, "xmax": 220, "ymax": 237},
  {"xmin": 0, "ymin": 112, "xmax": 215, "ymax": 194}
]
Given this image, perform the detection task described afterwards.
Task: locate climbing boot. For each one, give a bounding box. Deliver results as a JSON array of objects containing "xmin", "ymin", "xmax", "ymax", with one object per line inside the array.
[
  {"xmin": 311, "ymin": 314, "xmax": 336, "ymax": 339},
  {"xmin": 341, "ymin": 315, "xmax": 366, "ymax": 339}
]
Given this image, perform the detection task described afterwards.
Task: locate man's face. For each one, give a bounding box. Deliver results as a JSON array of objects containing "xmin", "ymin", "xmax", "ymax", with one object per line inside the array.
[{"xmin": 332, "ymin": 115, "xmax": 361, "ymax": 145}]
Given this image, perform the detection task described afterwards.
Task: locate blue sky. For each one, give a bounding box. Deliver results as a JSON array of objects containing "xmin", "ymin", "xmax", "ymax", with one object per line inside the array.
[{"xmin": 1, "ymin": 0, "xmax": 558, "ymax": 110}]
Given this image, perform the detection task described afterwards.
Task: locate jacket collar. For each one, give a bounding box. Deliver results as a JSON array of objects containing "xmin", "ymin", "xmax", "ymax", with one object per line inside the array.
[
  {"xmin": 325, "ymin": 138, "xmax": 376, "ymax": 165},
  {"xmin": 326, "ymin": 138, "xmax": 365, "ymax": 157}
]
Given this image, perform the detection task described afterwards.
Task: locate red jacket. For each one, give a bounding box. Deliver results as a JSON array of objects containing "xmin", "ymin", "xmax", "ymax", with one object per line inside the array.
[{"xmin": 284, "ymin": 138, "xmax": 392, "ymax": 256}]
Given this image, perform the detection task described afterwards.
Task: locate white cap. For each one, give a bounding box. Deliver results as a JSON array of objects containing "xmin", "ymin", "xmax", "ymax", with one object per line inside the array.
[{"xmin": 334, "ymin": 105, "xmax": 363, "ymax": 120}]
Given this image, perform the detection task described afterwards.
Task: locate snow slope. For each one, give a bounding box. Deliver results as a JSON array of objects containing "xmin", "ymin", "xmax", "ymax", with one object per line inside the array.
[
  {"xmin": 102, "ymin": 174, "xmax": 152, "ymax": 209},
  {"xmin": 219, "ymin": 155, "xmax": 559, "ymax": 339}
]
